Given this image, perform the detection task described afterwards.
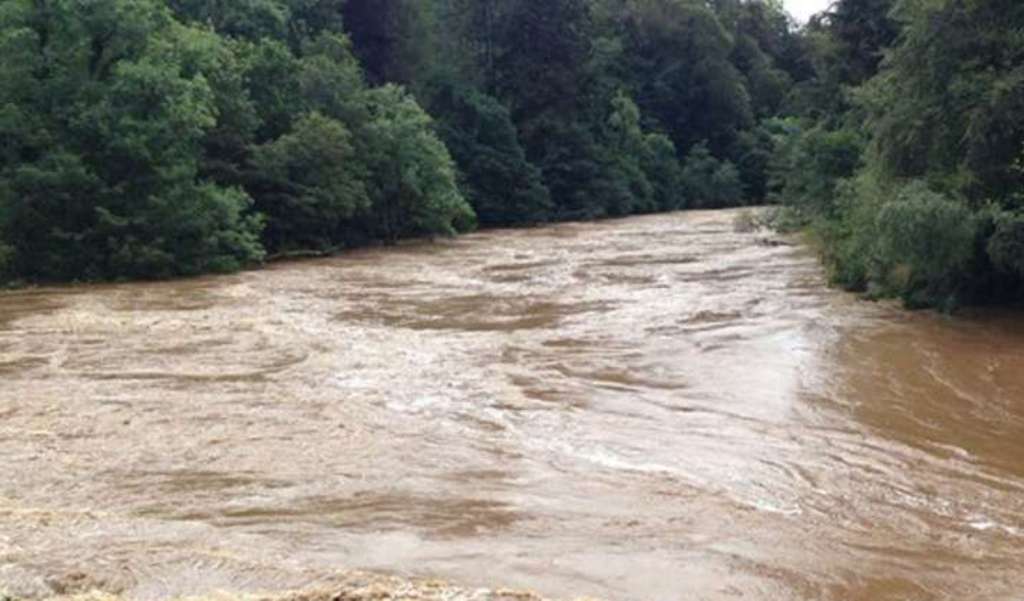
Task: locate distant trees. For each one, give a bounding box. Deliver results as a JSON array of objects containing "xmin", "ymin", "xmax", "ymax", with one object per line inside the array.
[
  {"xmin": 250, "ymin": 111, "xmax": 368, "ymax": 251},
  {"xmin": 0, "ymin": 0, "xmax": 471, "ymax": 282},
  {"xmin": 358, "ymin": 85, "xmax": 475, "ymax": 242},
  {"xmin": 427, "ymin": 81, "xmax": 551, "ymax": 225},
  {"xmin": 1, "ymin": 0, "xmax": 823, "ymax": 285},
  {"xmin": 615, "ymin": 0, "xmax": 754, "ymax": 158},
  {"xmin": 340, "ymin": 0, "xmax": 432, "ymax": 85},
  {"xmin": 680, "ymin": 144, "xmax": 744, "ymax": 209},
  {"xmin": 492, "ymin": 0, "xmax": 613, "ymax": 219},
  {"xmin": 772, "ymin": 0, "xmax": 1024, "ymax": 308},
  {"xmin": 0, "ymin": 0, "xmax": 265, "ymax": 281}
]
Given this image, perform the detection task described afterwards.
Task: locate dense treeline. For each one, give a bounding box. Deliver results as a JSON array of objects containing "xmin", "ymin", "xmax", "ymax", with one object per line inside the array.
[
  {"xmin": 0, "ymin": 0, "xmax": 810, "ymax": 284},
  {"xmin": 773, "ymin": 0, "xmax": 1024, "ymax": 309},
  {"xmin": 0, "ymin": 0, "xmax": 473, "ymax": 281},
  {"xmin": 12, "ymin": 0, "xmax": 1019, "ymax": 305}
]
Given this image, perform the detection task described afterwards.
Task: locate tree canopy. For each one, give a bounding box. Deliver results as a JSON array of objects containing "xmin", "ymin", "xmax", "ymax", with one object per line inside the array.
[
  {"xmin": 12, "ymin": 0, "xmax": 980, "ymax": 291},
  {"xmin": 772, "ymin": 0, "xmax": 1024, "ymax": 308}
]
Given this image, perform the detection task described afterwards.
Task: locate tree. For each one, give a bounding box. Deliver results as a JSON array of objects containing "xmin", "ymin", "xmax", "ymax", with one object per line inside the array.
[
  {"xmin": 602, "ymin": 90, "xmax": 657, "ymax": 215},
  {"xmin": 492, "ymin": 0, "xmax": 617, "ymax": 217},
  {"xmin": 359, "ymin": 85, "xmax": 475, "ymax": 241},
  {"xmin": 773, "ymin": 0, "xmax": 1024, "ymax": 307},
  {"xmin": 342, "ymin": 0, "xmax": 433, "ymax": 85},
  {"xmin": 0, "ymin": 0, "xmax": 846, "ymax": 286},
  {"xmin": 864, "ymin": 0, "xmax": 1024, "ymax": 200},
  {"xmin": 250, "ymin": 112, "xmax": 369, "ymax": 252},
  {"xmin": 428, "ymin": 80, "xmax": 551, "ymax": 225},
  {"xmin": 642, "ymin": 132, "xmax": 686, "ymax": 211},
  {"xmin": 0, "ymin": 0, "xmax": 264, "ymax": 281},
  {"xmin": 616, "ymin": 0, "xmax": 753, "ymax": 157},
  {"xmin": 167, "ymin": 0, "xmax": 290, "ymax": 40},
  {"xmin": 681, "ymin": 143, "xmax": 744, "ymax": 208}
]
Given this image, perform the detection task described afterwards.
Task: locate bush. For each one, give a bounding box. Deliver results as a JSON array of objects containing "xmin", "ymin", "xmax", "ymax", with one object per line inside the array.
[
  {"xmin": 806, "ymin": 173, "xmax": 886, "ymax": 293},
  {"xmin": 681, "ymin": 143, "xmax": 744, "ymax": 208},
  {"xmin": 987, "ymin": 210, "xmax": 1024, "ymax": 279},
  {"xmin": 0, "ymin": 240, "xmax": 11, "ymax": 280},
  {"xmin": 0, "ymin": 0, "xmax": 267, "ymax": 282},
  {"xmin": 642, "ymin": 133, "xmax": 686, "ymax": 211},
  {"xmin": 873, "ymin": 181, "xmax": 976, "ymax": 306},
  {"xmin": 772, "ymin": 123, "xmax": 863, "ymax": 216}
]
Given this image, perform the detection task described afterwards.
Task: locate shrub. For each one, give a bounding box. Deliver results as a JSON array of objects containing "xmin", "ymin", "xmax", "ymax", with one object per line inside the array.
[
  {"xmin": 250, "ymin": 111, "xmax": 370, "ymax": 253},
  {"xmin": 0, "ymin": 240, "xmax": 11, "ymax": 280},
  {"xmin": 873, "ymin": 181, "xmax": 976, "ymax": 306},
  {"xmin": 772, "ymin": 123, "xmax": 863, "ymax": 216},
  {"xmin": 360, "ymin": 85, "xmax": 476, "ymax": 241},
  {"xmin": 642, "ymin": 133, "xmax": 686, "ymax": 211},
  {"xmin": 987, "ymin": 210, "xmax": 1024, "ymax": 279},
  {"xmin": 681, "ymin": 143, "xmax": 744, "ymax": 208}
]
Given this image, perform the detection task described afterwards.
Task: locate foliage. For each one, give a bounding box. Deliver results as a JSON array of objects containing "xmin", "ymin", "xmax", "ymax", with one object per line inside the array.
[
  {"xmin": 0, "ymin": 0, "xmax": 851, "ymax": 285},
  {"xmin": 250, "ymin": 111, "xmax": 368, "ymax": 252},
  {"xmin": 0, "ymin": 0, "xmax": 265, "ymax": 282},
  {"xmin": 359, "ymin": 85, "xmax": 475, "ymax": 241},
  {"xmin": 642, "ymin": 132, "xmax": 686, "ymax": 211},
  {"xmin": 427, "ymin": 80, "xmax": 551, "ymax": 225},
  {"xmin": 613, "ymin": 0, "xmax": 754, "ymax": 157},
  {"xmin": 731, "ymin": 122, "xmax": 778, "ymax": 201},
  {"xmin": 873, "ymin": 182, "xmax": 977, "ymax": 307},
  {"xmin": 681, "ymin": 144, "xmax": 744, "ymax": 208},
  {"xmin": 862, "ymin": 0, "xmax": 1024, "ymax": 201},
  {"xmin": 341, "ymin": 0, "xmax": 434, "ymax": 86},
  {"xmin": 771, "ymin": 0, "xmax": 1024, "ymax": 308},
  {"xmin": 987, "ymin": 211, "xmax": 1024, "ymax": 280},
  {"xmin": 771, "ymin": 123, "xmax": 863, "ymax": 214},
  {"xmin": 602, "ymin": 91, "xmax": 656, "ymax": 215}
]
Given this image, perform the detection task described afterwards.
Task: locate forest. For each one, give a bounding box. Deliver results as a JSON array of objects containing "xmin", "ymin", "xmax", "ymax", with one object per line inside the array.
[{"xmin": 0, "ymin": 0, "xmax": 1022, "ymax": 309}]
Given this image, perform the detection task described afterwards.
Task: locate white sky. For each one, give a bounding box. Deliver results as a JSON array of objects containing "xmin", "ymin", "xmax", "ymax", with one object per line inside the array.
[{"xmin": 784, "ymin": 0, "xmax": 833, "ymax": 22}]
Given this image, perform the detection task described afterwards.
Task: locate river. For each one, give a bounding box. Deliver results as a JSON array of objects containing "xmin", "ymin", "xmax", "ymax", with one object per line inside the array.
[{"xmin": 1, "ymin": 209, "xmax": 1023, "ymax": 601}]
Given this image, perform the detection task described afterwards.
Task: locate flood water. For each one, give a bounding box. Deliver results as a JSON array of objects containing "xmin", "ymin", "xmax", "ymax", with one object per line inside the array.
[{"xmin": 2, "ymin": 209, "xmax": 1023, "ymax": 601}]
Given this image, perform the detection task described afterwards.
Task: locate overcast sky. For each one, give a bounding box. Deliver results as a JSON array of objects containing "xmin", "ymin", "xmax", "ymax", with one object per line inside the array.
[{"xmin": 784, "ymin": 0, "xmax": 832, "ymax": 22}]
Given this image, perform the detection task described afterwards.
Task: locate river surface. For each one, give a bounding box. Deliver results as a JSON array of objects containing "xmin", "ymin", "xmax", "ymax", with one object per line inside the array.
[{"xmin": 1, "ymin": 209, "xmax": 1023, "ymax": 601}]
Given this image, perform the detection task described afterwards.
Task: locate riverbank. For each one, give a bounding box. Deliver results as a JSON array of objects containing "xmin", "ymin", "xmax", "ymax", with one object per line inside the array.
[
  {"xmin": 14, "ymin": 572, "xmax": 583, "ymax": 601},
  {"xmin": 0, "ymin": 209, "xmax": 727, "ymax": 293}
]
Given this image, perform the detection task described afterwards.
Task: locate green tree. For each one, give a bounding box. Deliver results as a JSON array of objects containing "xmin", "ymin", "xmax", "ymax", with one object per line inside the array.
[
  {"xmin": 360, "ymin": 85, "xmax": 475, "ymax": 241},
  {"xmin": 864, "ymin": 0, "xmax": 1024, "ymax": 201},
  {"xmin": 0, "ymin": 0, "xmax": 264, "ymax": 282},
  {"xmin": 602, "ymin": 91, "xmax": 657, "ymax": 215},
  {"xmin": 167, "ymin": 0, "xmax": 290, "ymax": 40},
  {"xmin": 342, "ymin": 0, "xmax": 433, "ymax": 85},
  {"xmin": 642, "ymin": 132, "xmax": 686, "ymax": 211},
  {"xmin": 681, "ymin": 143, "xmax": 744, "ymax": 208},
  {"xmin": 250, "ymin": 112, "xmax": 369, "ymax": 252},
  {"xmin": 492, "ymin": 0, "xmax": 615, "ymax": 217},
  {"xmin": 428, "ymin": 80, "xmax": 551, "ymax": 225},
  {"xmin": 617, "ymin": 0, "xmax": 753, "ymax": 157},
  {"xmin": 873, "ymin": 182, "xmax": 977, "ymax": 307}
]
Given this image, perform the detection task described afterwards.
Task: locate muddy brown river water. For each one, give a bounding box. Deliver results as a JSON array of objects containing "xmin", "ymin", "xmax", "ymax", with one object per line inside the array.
[{"xmin": 1, "ymin": 209, "xmax": 1023, "ymax": 601}]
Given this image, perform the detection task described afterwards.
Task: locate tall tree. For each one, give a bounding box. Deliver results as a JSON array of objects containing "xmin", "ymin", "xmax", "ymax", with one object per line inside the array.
[
  {"xmin": 492, "ymin": 0, "xmax": 613, "ymax": 217},
  {"xmin": 0, "ymin": 0, "xmax": 264, "ymax": 281},
  {"xmin": 342, "ymin": 0, "xmax": 432, "ymax": 85},
  {"xmin": 616, "ymin": 0, "xmax": 754, "ymax": 157}
]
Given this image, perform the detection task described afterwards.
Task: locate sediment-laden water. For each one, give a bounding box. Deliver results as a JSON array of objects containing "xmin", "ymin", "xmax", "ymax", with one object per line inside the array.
[{"xmin": 2, "ymin": 209, "xmax": 1023, "ymax": 601}]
